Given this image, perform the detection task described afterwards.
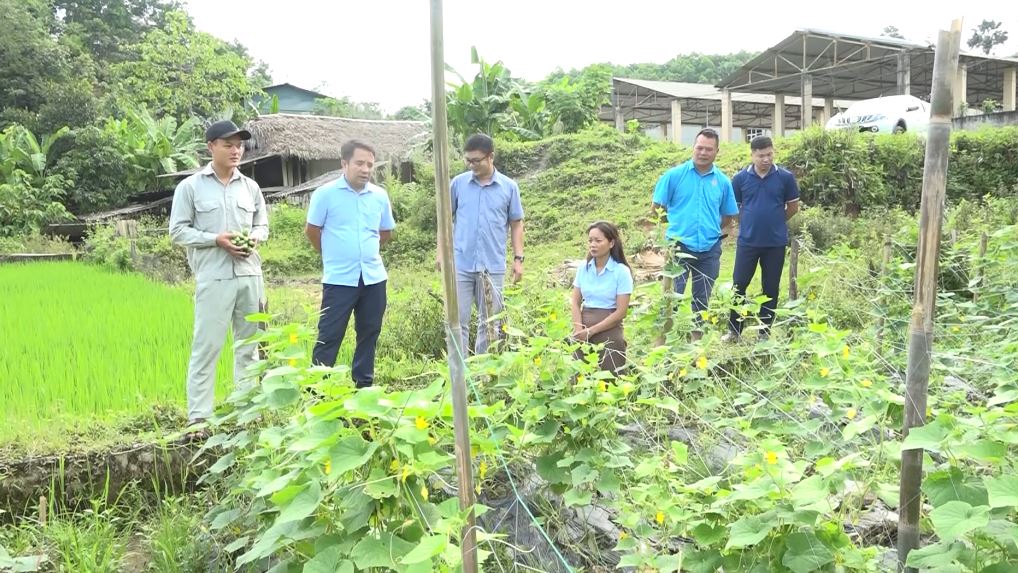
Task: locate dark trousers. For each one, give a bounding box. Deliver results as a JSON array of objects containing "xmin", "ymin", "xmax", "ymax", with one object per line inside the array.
[
  {"xmin": 728, "ymin": 245, "xmax": 786, "ymax": 334},
  {"xmin": 312, "ymin": 278, "xmax": 387, "ymax": 386},
  {"xmin": 673, "ymin": 239, "xmax": 722, "ymax": 326}
]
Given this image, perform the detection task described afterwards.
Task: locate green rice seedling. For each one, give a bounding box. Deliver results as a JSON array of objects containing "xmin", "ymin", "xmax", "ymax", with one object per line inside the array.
[{"xmin": 0, "ymin": 262, "xmax": 235, "ymax": 443}]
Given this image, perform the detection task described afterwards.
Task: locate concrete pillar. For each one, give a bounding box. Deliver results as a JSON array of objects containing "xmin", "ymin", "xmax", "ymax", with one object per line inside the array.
[
  {"xmin": 897, "ymin": 53, "xmax": 911, "ymax": 95},
  {"xmin": 1004, "ymin": 67, "xmax": 1017, "ymax": 112},
  {"xmin": 801, "ymin": 75, "xmax": 814, "ymax": 128},
  {"xmin": 670, "ymin": 99, "xmax": 682, "ymax": 144},
  {"xmin": 612, "ymin": 88, "xmax": 624, "ymax": 132},
  {"xmin": 720, "ymin": 88, "xmax": 732, "ymax": 143},
  {"xmin": 953, "ymin": 64, "xmax": 968, "ymax": 116},
  {"xmin": 823, "ymin": 97, "xmax": 835, "ymax": 125},
  {"xmin": 773, "ymin": 94, "xmax": 785, "ymax": 137}
]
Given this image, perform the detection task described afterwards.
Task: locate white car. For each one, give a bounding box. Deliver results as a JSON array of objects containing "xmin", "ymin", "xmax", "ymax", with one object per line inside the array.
[{"xmin": 825, "ymin": 94, "xmax": 930, "ymax": 134}]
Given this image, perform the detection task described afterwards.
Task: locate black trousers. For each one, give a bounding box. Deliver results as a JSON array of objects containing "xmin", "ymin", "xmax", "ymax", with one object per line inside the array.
[
  {"xmin": 312, "ymin": 278, "xmax": 387, "ymax": 386},
  {"xmin": 728, "ymin": 245, "xmax": 785, "ymax": 334}
]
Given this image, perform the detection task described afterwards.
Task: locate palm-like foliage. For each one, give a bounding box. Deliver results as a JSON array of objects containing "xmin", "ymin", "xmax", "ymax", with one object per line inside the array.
[
  {"xmin": 103, "ymin": 106, "xmax": 202, "ymax": 191},
  {"xmin": 446, "ymin": 48, "xmax": 556, "ymax": 143},
  {"xmin": 0, "ymin": 125, "xmax": 69, "ymax": 185}
]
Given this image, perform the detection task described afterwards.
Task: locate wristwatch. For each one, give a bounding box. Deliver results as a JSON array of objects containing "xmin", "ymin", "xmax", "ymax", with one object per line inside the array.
[{"xmin": 513, "ymin": 255, "xmax": 525, "ymax": 263}]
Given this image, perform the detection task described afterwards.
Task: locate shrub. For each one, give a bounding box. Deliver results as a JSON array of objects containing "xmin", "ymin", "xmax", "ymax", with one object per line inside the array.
[
  {"xmin": 948, "ymin": 127, "xmax": 1018, "ymax": 202},
  {"xmin": 779, "ymin": 127, "xmax": 887, "ymax": 214},
  {"xmin": 0, "ymin": 231, "xmax": 75, "ymax": 254},
  {"xmin": 82, "ymin": 217, "xmax": 189, "ymax": 282},
  {"xmin": 0, "ymin": 171, "xmax": 73, "ymax": 237},
  {"xmin": 258, "ymin": 203, "xmax": 321, "ymax": 277}
]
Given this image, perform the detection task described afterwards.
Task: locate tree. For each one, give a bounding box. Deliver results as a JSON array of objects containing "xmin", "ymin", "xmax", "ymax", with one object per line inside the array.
[
  {"xmin": 37, "ymin": 80, "xmax": 100, "ymax": 133},
  {"xmin": 51, "ymin": 126, "xmax": 133, "ymax": 212},
  {"xmin": 54, "ymin": 0, "xmax": 180, "ymax": 67},
  {"xmin": 312, "ymin": 97, "xmax": 385, "ymax": 120},
  {"xmin": 538, "ymin": 63, "xmax": 612, "ymax": 133},
  {"xmin": 393, "ymin": 101, "xmax": 430, "ymax": 121},
  {"xmin": 881, "ymin": 25, "xmax": 905, "ymax": 39},
  {"xmin": 968, "ymin": 20, "xmax": 1009, "ymax": 55},
  {"xmin": 605, "ymin": 51, "xmax": 757, "ymax": 84},
  {"xmin": 0, "ymin": 0, "xmax": 72, "ymax": 112},
  {"xmin": 108, "ymin": 10, "xmax": 258, "ymax": 121},
  {"xmin": 227, "ymin": 40, "xmax": 272, "ymax": 88}
]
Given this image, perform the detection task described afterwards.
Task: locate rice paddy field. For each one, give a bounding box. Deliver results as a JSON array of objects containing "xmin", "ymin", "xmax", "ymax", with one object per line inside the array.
[{"xmin": 0, "ymin": 262, "xmax": 232, "ymax": 444}]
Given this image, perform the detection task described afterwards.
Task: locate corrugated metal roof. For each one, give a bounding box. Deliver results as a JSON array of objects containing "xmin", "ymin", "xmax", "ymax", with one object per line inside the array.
[{"xmin": 614, "ymin": 78, "xmax": 855, "ymax": 107}]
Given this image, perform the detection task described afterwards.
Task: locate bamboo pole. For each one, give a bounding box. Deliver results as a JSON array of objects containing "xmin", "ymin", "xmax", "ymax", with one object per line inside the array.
[
  {"xmin": 897, "ymin": 20, "xmax": 962, "ymax": 573},
  {"xmin": 428, "ymin": 2, "xmax": 478, "ymax": 572}
]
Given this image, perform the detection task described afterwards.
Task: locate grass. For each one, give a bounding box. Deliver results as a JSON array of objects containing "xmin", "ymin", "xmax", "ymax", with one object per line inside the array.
[
  {"xmin": 0, "ymin": 262, "xmax": 443, "ymax": 452},
  {"xmin": 0, "ymin": 262, "xmax": 233, "ymax": 445},
  {"xmin": 0, "ymin": 490, "xmax": 223, "ymax": 573}
]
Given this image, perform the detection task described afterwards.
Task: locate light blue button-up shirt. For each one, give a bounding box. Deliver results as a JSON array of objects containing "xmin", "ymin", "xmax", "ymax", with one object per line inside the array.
[
  {"xmin": 652, "ymin": 160, "xmax": 738, "ymax": 252},
  {"xmin": 450, "ymin": 169, "xmax": 524, "ymax": 275},
  {"xmin": 573, "ymin": 256, "xmax": 634, "ymax": 310},
  {"xmin": 307, "ymin": 175, "xmax": 396, "ymax": 287}
]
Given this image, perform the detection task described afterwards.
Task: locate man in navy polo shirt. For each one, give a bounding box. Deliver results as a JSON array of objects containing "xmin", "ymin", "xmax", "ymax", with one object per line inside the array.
[
  {"xmin": 724, "ymin": 136, "xmax": 800, "ymax": 341},
  {"xmin": 652, "ymin": 128, "xmax": 739, "ymax": 341},
  {"xmin": 305, "ymin": 139, "xmax": 396, "ymax": 386}
]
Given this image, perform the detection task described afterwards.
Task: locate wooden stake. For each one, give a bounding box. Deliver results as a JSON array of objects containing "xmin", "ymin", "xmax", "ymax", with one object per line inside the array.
[
  {"xmin": 876, "ymin": 236, "xmax": 892, "ymax": 348},
  {"xmin": 429, "ymin": 2, "xmax": 478, "ymax": 572},
  {"xmin": 653, "ymin": 275, "xmax": 673, "ymax": 347},
  {"xmin": 38, "ymin": 495, "xmax": 47, "ymax": 526},
  {"xmin": 973, "ymin": 232, "xmax": 988, "ymax": 302},
  {"xmin": 898, "ymin": 19, "xmax": 962, "ymax": 573},
  {"xmin": 116, "ymin": 219, "xmax": 139, "ymax": 266},
  {"xmin": 788, "ymin": 238, "xmax": 799, "ymax": 300}
]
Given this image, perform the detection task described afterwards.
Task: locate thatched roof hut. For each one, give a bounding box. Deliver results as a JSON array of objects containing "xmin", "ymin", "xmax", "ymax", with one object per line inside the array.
[
  {"xmin": 245, "ymin": 114, "xmax": 429, "ymax": 161},
  {"xmin": 158, "ymin": 114, "xmax": 429, "ymax": 190}
]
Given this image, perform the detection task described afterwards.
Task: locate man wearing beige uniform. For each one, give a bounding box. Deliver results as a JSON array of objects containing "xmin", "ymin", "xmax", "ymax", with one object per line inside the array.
[{"xmin": 169, "ymin": 120, "xmax": 269, "ymax": 432}]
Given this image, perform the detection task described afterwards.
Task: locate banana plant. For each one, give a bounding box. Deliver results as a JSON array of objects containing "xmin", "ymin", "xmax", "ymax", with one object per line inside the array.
[
  {"xmin": 103, "ymin": 106, "xmax": 202, "ymax": 192},
  {"xmin": 445, "ymin": 47, "xmax": 524, "ymax": 141},
  {"xmin": 0, "ymin": 124, "xmax": 68, "ymax": 185}
]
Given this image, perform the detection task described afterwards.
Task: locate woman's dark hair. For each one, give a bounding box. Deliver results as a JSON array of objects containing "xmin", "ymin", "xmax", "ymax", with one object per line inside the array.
[{"xmin": 586, "ymin": 221, "xmax": 629, "ymax": 267}]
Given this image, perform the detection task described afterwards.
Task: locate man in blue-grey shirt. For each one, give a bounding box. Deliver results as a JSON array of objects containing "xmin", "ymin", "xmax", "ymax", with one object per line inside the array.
[
  {"xmin": 652, "ymin": 128, "xmax": 738, "ymax": 341},
  {"xmin": 447, "ymin": 134, "xmax": 525, "ymax": 354},
  {"xmin": 724, "ymin": 136, "xmax": 800, "ymax": 342},
  {"xmin": 305, "ymin": 139, "xmax": 395, "ymax": 386}
]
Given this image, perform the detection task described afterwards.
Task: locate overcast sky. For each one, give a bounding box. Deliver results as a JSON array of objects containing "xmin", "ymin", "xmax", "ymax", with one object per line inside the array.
[{"xmin": 184, "ymin": 1, "xmax": 1018, "ymax": 113}]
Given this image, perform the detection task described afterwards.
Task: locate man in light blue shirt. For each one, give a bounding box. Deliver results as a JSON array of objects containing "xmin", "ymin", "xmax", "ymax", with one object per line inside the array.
[
  {"xmin": 652, "ymin": 128, "xmax": 738, "ymax": 340},
  {"xmin": 448, "ymin": 134, "xmax": 525, "ymax": 354},
  {"xmin": 305, "ymin": 140, "xmax": 395, "ymax": 386}
]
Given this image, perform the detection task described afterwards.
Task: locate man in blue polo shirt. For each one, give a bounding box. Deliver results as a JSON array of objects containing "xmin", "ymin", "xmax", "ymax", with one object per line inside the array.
[
  {"xmin": 724, "ymin": 136, "xmax": 800, "ymax": 342},
  {"xmin": 305, "ymin": 139, "xmax": 395, "ymax": 386},
  {"xmin": 448, "ymin": 133, "xmax": 525, "ymax": 355},
  {"xmin": 652, "ymin": 128, "xmax": 739, "ymax": 341}
]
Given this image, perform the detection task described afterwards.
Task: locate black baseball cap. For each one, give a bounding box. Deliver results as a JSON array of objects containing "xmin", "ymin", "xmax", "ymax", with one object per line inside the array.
[{"xmin": 205, "ymin": 120, "xmax": 251, "ymax": 142}]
